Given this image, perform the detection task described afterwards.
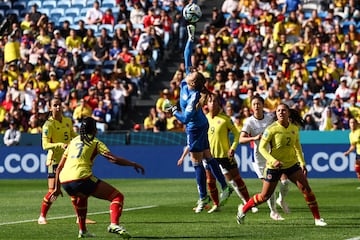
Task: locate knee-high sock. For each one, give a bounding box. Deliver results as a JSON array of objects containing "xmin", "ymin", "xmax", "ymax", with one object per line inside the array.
[
  {"xmin": 205, "ymin": 158, "xmax": 227, "ymax": 189},
  {"xmin": 355, "ymin": 164, "xmax": 360, "ymax": 179},
  {"xmin": 278, "ymin": 179, "xmax": 290, "ymax": 202},
  {"xmin": 72, "ymin": 197, "xmax": 88, "ymax": 232},
  {"xmin": 303, "ymin": 191, "xmax": 320, "ymax": 219},
  {"xmin": 109, "ymin": 192, "xmax": 124, "ymax": 225},
  {"xmin": 243, "ymin": 194, "xmax": 265, "ymax": 213},
  {"xmin": 267, "ymin": 193, "xmax": 277, "ymax": 213},
  {"xmin": 193, "ymin": 162, "xmax": 207, "ymax": 199},
  {"xmin": 40, "ymin": 191, "xmax": 54, "ymax": 217},
  {"xmin": 229, "ymin": 176, "xmax": 250, "ymax": 203},
  {"xmin": 207, "ymin": 173, "xmax": 219, "ymax": 206}
]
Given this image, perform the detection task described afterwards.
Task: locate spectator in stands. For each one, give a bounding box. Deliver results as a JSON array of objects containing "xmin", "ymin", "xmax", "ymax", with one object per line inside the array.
[
  {"xmin": 155, "ymin": 88, "xmax": 174, "ymax": 116},
  {"xmin": 86, "ymin": 0, "xmax": 103, "ymax": 25},
  {"xmin": 92, "ymin": 37, "xmax": 109, "ymax": 62},
  {"xmin": 53, "ymin": 48, "xmax": 69, "ymax": 77},
  {"xmin": 92, "ymin": 100, "xmax": 108, "ymax": 131},
  {"xmin": 113, "ymin": 28, "xmax": 130, "ymax": 50},
  {"xmin": 111, "ymin": 79, "xmax": 131, "ymax": 126},
  {"xmin": 143, "ymin": 7, "xmax": 157, "ymax": 29},
  {"xmin": 76, "ymin": 20, "xmax": 87, "ymax": 39},
  {"xmin": 117, "ymin": 3, "xmax": 131, "ymax": 24},
  {"xmin": 44, "ymin": 39, "xmax": 59, "ymax": 64},
  {"xmin": 69, "ymin": 48, "xmax": 85, "ymax": 72},
  {"xmin": 29, "ymin": 4, "xmax": 41, "ymax": 27},
  {"xmin": 53, "ymin": 29, "xmax": 66, "ymax": 49},
  {"xmin": 47, "ymin": 71, "xmax": 60, "ymax": 94},
  {"xmin": 143, "ymin": 107, "xmax": 158, "ymax": 131},
  {"xmin": 335, "ymin": 76, "xmax": 353, "ymax": 101},
  {"xmin": 82, "ymin": 29, "xmax": 97, "ymax": 52},
  {"xmin": 118, "ymin": 45, "xmax": 133, "ymax": 63},
  {"xmin": 99, "ymin": 28, "xmax": 113, "ymax": 46},
  {"xmin": 102, "ymin": 8, "xmax": 115, "ymax": 27},
  {"xmin": 153, "ymin": 111, "xmax": 167, "ymax": 132},
  {"xmin": 73, "ymin": 99, "xmax": 92, "ymax": 125},
  {"xmin": 130, "ymin": 2, "xmax": 146, "ymax": 25},
  {"xmin": 65, "ymin": 29, "xmax": 82, "ymax": 53},
  {"xmin": 3, "ymin": 119, "xmax": 21, "ymax": 146},
  {"xmin": 59, "ymin": 21, "xmax": 71, "ymax": 39}
]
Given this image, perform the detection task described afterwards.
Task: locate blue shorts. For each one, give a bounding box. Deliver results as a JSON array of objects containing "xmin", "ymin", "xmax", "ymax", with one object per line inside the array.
[
  {"xmin": 264, "ymin": 163, "xmax": 301, "ymax": 182},
  {"xmin": 187, "ymin": 126, "xmax": 209, "ymax": 152},
  {"xmin": 62, "ymin": 176, "xmax": 100, "ymax": 197}
]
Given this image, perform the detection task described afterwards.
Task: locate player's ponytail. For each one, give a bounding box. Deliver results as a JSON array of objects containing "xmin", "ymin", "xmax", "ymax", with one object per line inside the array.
[{"xmin": 80, "ymin": 117, "xmax": 97, "ymax": 145}]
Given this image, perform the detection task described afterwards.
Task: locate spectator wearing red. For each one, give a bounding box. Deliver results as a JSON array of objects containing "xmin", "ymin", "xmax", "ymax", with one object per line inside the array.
[{"xmin": 102, "ymin": 8, "xmax": 115, "ymax": 27}]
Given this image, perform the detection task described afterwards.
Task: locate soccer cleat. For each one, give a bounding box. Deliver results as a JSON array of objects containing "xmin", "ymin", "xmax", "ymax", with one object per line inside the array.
[
  {"xmin": 315, "ymin": 218, "xmax": 327, "ymax": 226},
  {"xmin": 251, "ymin": 207, "xmax": 259, "ymax": 213},
  {"xmin": 108, "ymin": 224, "xmax": 131, "ymax": 239},
  {"xmin": 219, "ymin": 185, "xmax": 233, "ymax": 206},
  {"xmin": 270, "ymin": 211, "xmax": 285, "ymax": 221},
  {"xmin": 236, "ymin": 204, "xmax": 246, "ymax": 224},
  {"xmin": 78, "ymin": 231, "xmax": 95, "ymax": 238},
  {"xmin": 207, "ymin": 205, "xmax": 220, "ymax": 214},
  {"xmin": 38, "ymin": 216, "xmax": 47, "ymax": 225},
  {"xmin": 356, "ymin": 186, "xmax": 360, "ymax": 190},
  {"xmin": 186, "ymin": 24, "xmax": 195, "ymax": 42},
  {"xmin": 276, "ymin": 198, "xmax": 290, "ymax": 214},
  {"xmin": 194, "ymin": 195, "xmax": 210, "ymax": 213}
]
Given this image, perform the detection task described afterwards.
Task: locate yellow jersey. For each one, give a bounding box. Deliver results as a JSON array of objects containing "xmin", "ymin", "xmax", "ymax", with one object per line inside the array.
[
  {"xmin": 349, "ymin": 128, "xmax": 360, "ymax": 155},
  {"xmin": 207, "ymin": 112, "xmax": 239, "ymax": 158},
  {"xmin": 42, "ymin": 116, "xmax": 77, "ymax": 165},
  {"xmin": 259, "ymin": 121, "xmax": 305, "ymax": 169},
  {"xmin": 59, "ymin": 136, "xmax": 109, "ymax": 183}
]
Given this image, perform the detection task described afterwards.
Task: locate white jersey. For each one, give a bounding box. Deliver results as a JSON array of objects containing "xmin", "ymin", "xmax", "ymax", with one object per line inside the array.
[{"xmin": 241, "ymin": 113, "xmax": 274, "ymax": 167}]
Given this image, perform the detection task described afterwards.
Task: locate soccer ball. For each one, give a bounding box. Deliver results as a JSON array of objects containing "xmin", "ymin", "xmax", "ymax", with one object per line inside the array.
[{"xmin": 183, "ymin": 3, "xmax": 202, "ymax": 23}]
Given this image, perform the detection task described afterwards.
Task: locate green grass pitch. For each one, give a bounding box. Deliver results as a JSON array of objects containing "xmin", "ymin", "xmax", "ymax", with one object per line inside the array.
[{"xmin": 0, "ymin": 178, "xmax": 359, "ymax": 240}]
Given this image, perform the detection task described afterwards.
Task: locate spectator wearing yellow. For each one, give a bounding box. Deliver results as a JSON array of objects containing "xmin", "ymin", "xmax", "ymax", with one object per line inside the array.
[
  {"xmin": 6, "ymin": 61, "xmax": 20, "ymax": 87},
  {"xmin": 47, "ymin": 72, "xmax": 60, "ymax": 93},
  {"xmin": 156, "ymin": 88, "xmax": 174, "ymax": 116},
  {"xmin": 4, "ymin": 32, "xmax": 20, "ymax": 64},
  {"xmin": 66, "ymin": 29, "xmax": 82, "ymax": 52},
  {"xmin": 73, "ymin": 99, "xmax": 93, "ymax": 124},
  {"xmin": 264, "ymin": 86, "xmax": 281, "ymax": 114},
  {"xmin": 36, "ymin": 28, "xmax": 51, "ymax": 47},
  {"xmin": 272, "ymin": 14, "xmax": 286, "ymax": 44},
  {"xmin": 20, "ymin": 14, "xmax": 33, "ymax": 30}
]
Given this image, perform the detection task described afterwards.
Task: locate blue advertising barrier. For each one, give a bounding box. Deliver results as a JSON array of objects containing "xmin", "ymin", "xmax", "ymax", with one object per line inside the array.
[{"xmin": 0, "ymin": 144, "xmax": 355, "ymax": 179}]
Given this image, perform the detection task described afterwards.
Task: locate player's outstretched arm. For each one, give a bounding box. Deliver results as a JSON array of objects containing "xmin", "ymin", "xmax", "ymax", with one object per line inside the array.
[{"xmin": 103, "ymin": 152, "xmax": 145, "ymax": 175}]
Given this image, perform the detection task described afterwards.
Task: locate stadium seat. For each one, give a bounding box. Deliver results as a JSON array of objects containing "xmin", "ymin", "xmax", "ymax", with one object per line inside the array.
[
  {"xmin": 59, "ymin": 16, "xmax": 74, "ymax": 25},
  {"xmin": 65, "ymin": 8, "xmax": 80, "ymax": 18},
  {"xmin": 56, "ymin": 0, "xmax": 71, "ymax": 9},
  {"xmin": 0, "ymin": 2, "xmax": 11, "ymax": 11},
  {"xmin": 0, "ymin": 9, "xmax": 5, "ymax": 19},
  {"xmin": 80, "ymin": 7, "xmax": 92, "ymax": 17},
  {"xmin": 49, "ymin": 8, "xmax": 65, "ymax": 20},
  {"xmin": 72, "ymin": 0, "xmax": 86, "ymax": 8},
  {"xmin": 114, "ymin": 23, "xmax": 126, "ymax": 30},
  {"xmin": 6, "ymin": 9, "xmax": 20, "ymax": 17},
  {"xmin": 103, "ymin": 60, "xmax": 116, "ymax": 70},
  {"xmin": 27, "ymin": 0, "xmax": 42, "ymax": 8},
  {"xmin": 69, "ymin": 24, "xmax": 80, "ymax": 30},
  {"xmin": 86, "ymin": 59, "xmax": 102, "ymax": 69},
  {"xmin": 74, "ymin": 16, "xmax": 86, "ymax": 23},
  {"xmin": 13, "ymin": 1, "xmax": 27, "ymax": 11},
  {"xmin": 86, "ymin": 24, "xmax": 98, "ymax": 33},
  {"xmin": 37, "ymin": 8, "xmax": 50, "ymax": 16},
  {"xmin": 133, "ymin": 23, "xmax": 144, "ymax": 31},
  {"xmin": 42, "ymin": 1, "xmax": 57, "ymax": 9},
  {"xmin": 99, "ymin": 24, "xmax": 114, "ymax": 33}
]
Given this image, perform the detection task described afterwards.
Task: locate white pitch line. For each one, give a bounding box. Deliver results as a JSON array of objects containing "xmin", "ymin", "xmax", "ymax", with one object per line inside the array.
[
  {"xmin": 346, "ymin": 237, "xmax": 360, "ymax": 240},
  {"xmin": 0, "ymin": 205, "xmax": 158, "ymax": 226}
]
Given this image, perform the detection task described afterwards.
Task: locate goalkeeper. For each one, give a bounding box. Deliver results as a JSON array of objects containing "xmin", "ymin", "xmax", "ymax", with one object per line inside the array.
[{"xmin": 164, "ymin": 11, "xmax": 231, "ymax": 213}]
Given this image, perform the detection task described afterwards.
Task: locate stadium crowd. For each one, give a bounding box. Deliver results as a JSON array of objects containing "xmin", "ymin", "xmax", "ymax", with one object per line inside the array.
[
  {"xmin": 0, "ymin": 0, "xmax": 359, "ymax": 136},
  {"xmin": 0, "ymin": 0, "xmax": 190, "ymax": 134},
  {"xmin": 146, "ymin": 0, "xmax": 360, "ymax": 133}
]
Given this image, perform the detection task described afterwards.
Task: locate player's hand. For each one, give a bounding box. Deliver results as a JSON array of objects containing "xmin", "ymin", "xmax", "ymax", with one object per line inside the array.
[
  {"xmin": 273, "ymin": 160, "xmax": 282, "ymax": 169},
  {"xmin": 177, "ymin": 158, "xmax": 184, "ymax": 166},
  {"xmin": 50, "ymin": 188, "xmax": 63, "ymax": 202},
  {"xmin": 163, "ymin": 99, "xmax": 177, "ymax": 114},
  {"xmin": 133, "ymin": 163, "xmax": 145, "ymax": 175},
  {"xmin": 344, "ymin": 151, "xmax": 349, "ymax": 156},
  {"xmin": 228, "ymin": 149, "xmax": 234, "ymax": 158}
]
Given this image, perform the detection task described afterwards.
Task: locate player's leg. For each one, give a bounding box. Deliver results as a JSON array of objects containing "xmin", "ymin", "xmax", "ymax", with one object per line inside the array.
[
  {"xmin": 287, "ymin": 165, "xmax": 327, "ymax": 226},
  {"xmin": 204, "ymin": 168, "xmax": 220, "ymax": 213},
  {"xmin": 38, "ymin": 165, "xmax": 57, "ymax": 224},
  {"xmin": 91, "ymin": 180, "xmax": 131, "ymax": 237},
  {"xmin": 277, "ymin": 173, "xmax": 291, "ymax": 213}
]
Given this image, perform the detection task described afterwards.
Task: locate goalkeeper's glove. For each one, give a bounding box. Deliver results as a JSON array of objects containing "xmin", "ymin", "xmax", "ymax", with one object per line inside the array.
[{"xmin": 163, "ymin": 100, "xmax": 178, "ymax": 114}]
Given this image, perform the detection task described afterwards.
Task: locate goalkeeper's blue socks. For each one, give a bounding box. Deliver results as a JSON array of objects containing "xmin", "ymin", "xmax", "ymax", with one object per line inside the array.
[
  {"xmin": 193, "ymin": 161, "xmax": 207, "ymax": 199},
  {"xmin": 205, "ymin": 158, "xmax": 227, "ymax": 190}
]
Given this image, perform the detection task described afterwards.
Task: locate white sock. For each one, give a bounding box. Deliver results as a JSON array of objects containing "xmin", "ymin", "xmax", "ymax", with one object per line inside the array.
[
  {"xmin": 229, "ymin": 180, "xmax": 246, "ymax": 204},
  {"xmin": 267, "ymin": 193, "xmax": 277, "ymax": 213},
  {"xmin": 278, "ymin": 179, "xmax": 290, "ymax": 202}
]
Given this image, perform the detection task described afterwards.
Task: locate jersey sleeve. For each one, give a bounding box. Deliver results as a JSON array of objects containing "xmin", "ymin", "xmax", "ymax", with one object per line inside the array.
[
  {"xmin": 174, "ymin": 92, "xmax": 198, "ymax": 124},
  {"xmin": 294, "ymin": 129, "xmax": 306, "ymax": 167},
  {"xmin": 97, "ymin": 139, "xmax": 110, "ymax": 155},
  {"xmin": 228, "ymin": 117, "xmax": 239, "ymax": 151},
  {"xmin": 42, "ymin": 121, "xmax": 64, "ymax": 150},
  {"xmin": 259, "ymin": 127, "xmax": 277, "ymax": 167}
]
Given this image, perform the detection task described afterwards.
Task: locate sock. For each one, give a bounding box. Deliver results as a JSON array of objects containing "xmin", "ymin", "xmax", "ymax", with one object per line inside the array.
[
  {"xmin": 229, "ymin": 180, "xmax": 246, "ymax": 203},
  {"xmin": 243, "ymin": 194, "xmax": 264, "ymax": 213},
  {"xmin": 205, "ymin": 158, "xmax": 227, "ymax": 189},
  {"xmin": 278, "ymin": 179, "xmax": 290, "ymax": 202},
  {"xmin": 355, "ymin": 164, "xmax": 360, "ymax": 179},
  {"xmin": 109, "ymin": 192, "xmax": 124, "ymax": 225},
  {"xmin": 193, "ymin": 162, "xmax": 207, "ymax": 199},
  {"xmin": 267, "ymin": 193, "xmax": 277, "ymax": 213},
  {"xmin": 72, "ymin": 197, "xmax": 88, "ymax": 232},
  {"xmin": 234, "ymin": 176, "xmax": 250, "ymax": 202},
  {"xmin": 303, "ymin": 191, "xmax": 320, "ymax": 219},
  {"xmin": 40, "ymin": 191, "xmax": 54, "ymax": 218},
  {"xmin": 206, "ymin": 172, "xmax": 219, "ymax": 206}
]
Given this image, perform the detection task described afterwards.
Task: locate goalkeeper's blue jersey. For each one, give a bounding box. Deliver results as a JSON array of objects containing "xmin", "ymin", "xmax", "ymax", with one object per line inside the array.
[{"xmin": 174, "ymin": 79, "xmax": 208, "ymax": 130}]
